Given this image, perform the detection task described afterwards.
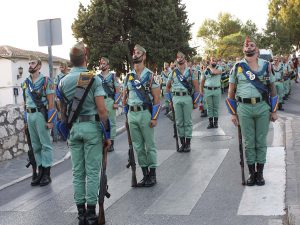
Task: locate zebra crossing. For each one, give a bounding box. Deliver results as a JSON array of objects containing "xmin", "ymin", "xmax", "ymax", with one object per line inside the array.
[{"xmin": 0, "ymin": 120, "xmax": 286, "ymax": 224}]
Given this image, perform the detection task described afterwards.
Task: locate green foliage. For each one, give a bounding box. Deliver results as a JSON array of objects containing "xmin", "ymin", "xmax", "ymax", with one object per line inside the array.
[{"xmin": 72, "ymin": 0, "xmax": 193, "ymax": 74}]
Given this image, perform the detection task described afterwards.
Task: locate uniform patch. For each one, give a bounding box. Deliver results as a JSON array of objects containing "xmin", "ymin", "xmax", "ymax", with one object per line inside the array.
[
  {"xmin": 153, "ymin": 75, "xmax": 160, "ymax": 84},
  {"xmin": 238, "ymin": 67, "xmax": 243, "ymax": 73},
  {"xmin": 129, "ymin": 75, "xmax": 134, "ymax": 81},
  {"xmin": 246, "ymin": 71, "xmax": 256, "ymax": 80}
]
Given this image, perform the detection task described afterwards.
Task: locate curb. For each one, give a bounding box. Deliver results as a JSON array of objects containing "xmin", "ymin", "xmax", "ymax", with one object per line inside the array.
[
  {"xmin": 0, "ymin": 124, "xmax": 127, "ymax": 192},
  {"xmin": 285, "ymin": 116, "xmax": 300, "ymax": 225}
]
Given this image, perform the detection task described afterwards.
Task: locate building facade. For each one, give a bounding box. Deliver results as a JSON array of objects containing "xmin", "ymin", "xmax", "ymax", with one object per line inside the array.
[{"xmin": 0, "ymin": 45, "xmax": 67, "ymax": 107}]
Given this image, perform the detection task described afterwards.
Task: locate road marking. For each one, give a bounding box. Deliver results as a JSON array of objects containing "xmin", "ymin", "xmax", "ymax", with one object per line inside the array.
[
  {"xmin": 145, "ymin": 148, "xmax": 229, "ymax": 215},
  {"xmin": 237, "ymin": 147, "xmax": 285, "ymax": 216},
  {"xmin": 272, "ymin": 119, "xmax": 284, "ymax": 147},
  {"xmin": 65, "ymin": 150, "xmax": 175, "ymax": 213},
  {"xmin": 0, "ymin": 171, "xmax": 72, "ymax": 211}
]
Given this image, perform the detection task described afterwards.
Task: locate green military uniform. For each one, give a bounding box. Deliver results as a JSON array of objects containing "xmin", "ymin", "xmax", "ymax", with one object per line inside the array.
[
  {"xmin": 168, "ymin": 67, "xmax": 196, "ymax": 144},
  {"xmin": 202, "ymin": 66, "xmax": 222, "ymax": 128},
  {"xmin": 229, "ymin": 58, "xmax": 275, "ymax": 165},
  {"xmin": 124, "ymin": 67, "xmax": 159, "ymax": 169},
  {"xmin": 22, "ymin": 74, "xmax": 54, "ymax": 168},
  {"xmin": 60, "ymin": 67, "xmax": 105, "ymax": 206},
  {"xmin": 161, "ymin": 69, "xmax": 170, "ymax": 112},
  {"xmin": 98, "ymin": 71, "xmax": 119, "ymax": 144},
  {"xmin": 273, "ymin": 63, "xmax": 284, "ymax": 109},
  {"xmin": 283, "ymin": 62, "xmax": 292, "ymax": 97}
]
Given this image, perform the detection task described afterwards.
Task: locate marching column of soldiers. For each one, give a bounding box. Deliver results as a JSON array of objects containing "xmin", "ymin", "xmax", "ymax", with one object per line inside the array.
[{"xmin": 21, "ymin": 37, "xmax": 300, "ymax": 224}]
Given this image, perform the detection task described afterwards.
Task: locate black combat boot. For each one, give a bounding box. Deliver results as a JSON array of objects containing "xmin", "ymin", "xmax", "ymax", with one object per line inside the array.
[
  {"xmin": 213, "ymin": 117, "xmax": 218, "ymax": 128},
  {"xmin": 164, "ymin": 107, "xmax": 169, "ymax": 115},
  {"xmin": 145, "ymin": 168, "xmax": 157, "ymax": 187},
  {"xmin": 40, "ymin": 167, "xmax": 52, "ymax": 186},
  {"xmin": 86, "ymin": 205, "xmax": 97, "ymax": 225},
  {"xmin": 256, "ymin": 163, "xmax": 265, "ymax": 186},
  {"xmin": 137, "ymin": 167, "xmax": 149, "ymax": 187},
  {"xmin": 108, "ymin": 140, "xmax": 114, "ymax": 152},
  {"xmin": 278, "ymin": 103, "xmax": 284, "ymax": 111},
  {"xmin": 184, "ymin": 138, "xmax": 191, "ymax": 152},
  {"xmin": 246, "ymin": 164, "xmax": 256, "ymax": 186},
  {"xmin": 201, "ymin": 109, "xmax": 207, "ymax": 117},
  {"xmin": 207, "ymin": 118, "xmax": 214, "ymax": 129},
  {"xmin": 31, "ymin": 165, "xmax": 43, "ymax": 186},
  {"xmin": 178, "ymin": 137, "xmax": 185, "ymax": 152},
  {"xmin": 77, "ymin": 204, "xmax": 86, "ymax": 225}
]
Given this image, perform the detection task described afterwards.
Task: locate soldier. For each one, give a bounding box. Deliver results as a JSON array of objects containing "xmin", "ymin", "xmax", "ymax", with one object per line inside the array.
[
  {"xmin": 282, "ymin": 55, "xmax": 293, "ymax": 99},
  {"xmin": 273, "ymin": 56, "xmax": 284, "ymax": 110},
  {"xmin": 200, "ymin": 57, "xmax": 223, "ymax": 129},
  {"xmin": 22, "ymin": 55, "xmax": 57, "ymax": 186},
  {"xmin": 122, "ymin": 44, "xmax": 161, "ymax": 187},
  {"xmin": 98, "ymin": 57, "xmax": 121, "ymax": 152},
  {"xmin": 165, "ymin": 51, "xmax": 200, "ymax": 152},
  {"xmin": 161, "ymin": 62, "xmax": 170, "ymax": 114},
  {"xmin": 56, "ymin": 42, "xmax": 111, "ymax": 225},
  {"xmin": 53, "ymin": 61, "xmax": 69, "ymax": 142},
  {"xmin": 226, "ymin": 37, "xmax": 278, "ymax": 186}
]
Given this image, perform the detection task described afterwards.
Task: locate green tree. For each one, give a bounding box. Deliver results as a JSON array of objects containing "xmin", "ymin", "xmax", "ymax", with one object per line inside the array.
[{"xmin": 72, "ymin": 0, "xmax": 194, "ymax": 74}]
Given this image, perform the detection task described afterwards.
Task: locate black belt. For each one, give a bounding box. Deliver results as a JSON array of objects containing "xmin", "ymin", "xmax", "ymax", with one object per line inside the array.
[
  {"xmin": 104, "ymin": 96, "xmax": 107, "ymax": 99},
  {"xmin": 26, "ymin": 108, "xmax": 41, "ymax": 113},
  {"xmin": 204, "ymin": 86, "xmax": 220, "ymax": 90},
  {"xmin": 238, "ymin": 97, "xmax": 261, "ymax": 104},
  {"xmin": 162, "ymin": 84, "xmax": 166, "ymax": 86},
  {"xmin": 173, "ymin": 92, "xmax": 188, "ymax": 96},
  {"xmin": 77, "ymin": 115, "xmax": 100, "ymax": 122},
  {"xmin": 129, "ymin": 105, "xmax": 147, "ymax": 112}
]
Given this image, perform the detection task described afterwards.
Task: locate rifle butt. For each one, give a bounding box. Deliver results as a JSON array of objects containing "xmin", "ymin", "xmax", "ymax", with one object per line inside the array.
[
  {"xmin": 98, "ymin": 204, "xmax": 105, "ymax": 225},
  {"xmin": 131, "ymin": 170, "xmax": 137, "ymax": 187}
]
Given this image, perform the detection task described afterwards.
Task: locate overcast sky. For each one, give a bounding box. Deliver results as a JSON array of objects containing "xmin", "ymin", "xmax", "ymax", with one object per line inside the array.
[{"xmin": 0, "ymin": 0, "xmax": 269, "ymax": 59}]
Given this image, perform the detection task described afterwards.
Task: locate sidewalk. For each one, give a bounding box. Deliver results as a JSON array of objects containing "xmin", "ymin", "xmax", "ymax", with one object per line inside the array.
[
  {"xmin": 0, "ymin": 113, "xmax": 126, "ymax": 191},
  {"xmin": 284, "ymin": 82, "xmax": 300, "ymax": 225}
]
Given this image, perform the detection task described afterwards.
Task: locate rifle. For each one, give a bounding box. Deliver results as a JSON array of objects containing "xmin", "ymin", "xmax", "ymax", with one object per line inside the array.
[
  {"xmin": 125, "ymin": 113, "xmax": 137, "ymax": 187},
  {"xmin": 237, "ymin": 124, "xmax": 246, "ymax": 185},
  {"xmin": 98, "ymin": 143, "xmax": 111, "ymax": 225},
  {"xmin": 25, "ymin": 124, "xmax": 37, "ymax": 172},
  {"xmin": 170, "ymin": 101, "xmax": 179, "ymax": 151}
]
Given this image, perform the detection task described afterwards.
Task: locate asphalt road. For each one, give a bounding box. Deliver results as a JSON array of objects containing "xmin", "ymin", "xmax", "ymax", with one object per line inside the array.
[{"xmin": 0, "ymin": 94, "xmax": 288, "ymax": 225}]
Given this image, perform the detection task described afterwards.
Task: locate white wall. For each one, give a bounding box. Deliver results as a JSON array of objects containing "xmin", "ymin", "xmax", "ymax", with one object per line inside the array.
[{"xmin": 0, "ymin": 58, "xmax": 61, "ymax": 107}]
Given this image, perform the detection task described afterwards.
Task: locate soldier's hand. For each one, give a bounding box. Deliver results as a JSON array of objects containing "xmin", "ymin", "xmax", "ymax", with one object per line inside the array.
[
  {"xmin": 149, "ymin": 119, "xmax": 157, "ymax": 128},
  {"xmin": 193, "ymin": 103, "xmax": 198, "ymax": 109},
  {"xmin": 231, "ymin": 115, "xmax": 239, "ymax": 126},
  {"xmin": 270, "ymin": 112, "xmax": 278, "ymax": 122},
  {"xmin": 46, "ymin": 123, "xmax": 54, "ymax": 129},
  {"xmin": 104, "ymin": 139, "xmax": 111, "ymax": 150},
  {"xmin": 113, "ymin": 103, "xmax": 119, "ymax": 109},
  {"xmin": 169, "ymin": 102, "xmax": 173, "ymax": 109}
]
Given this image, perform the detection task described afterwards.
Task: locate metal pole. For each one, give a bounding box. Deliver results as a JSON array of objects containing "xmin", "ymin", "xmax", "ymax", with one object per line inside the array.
[{"xmin": 48, "ymin": 19, "xmax": 53, "ymax": 79}]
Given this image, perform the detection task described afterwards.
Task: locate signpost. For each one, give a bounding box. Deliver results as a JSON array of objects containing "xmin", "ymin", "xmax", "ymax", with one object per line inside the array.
[{"xmin": 37, "ymin": 18, "xmax": 62, "ymax": 78}]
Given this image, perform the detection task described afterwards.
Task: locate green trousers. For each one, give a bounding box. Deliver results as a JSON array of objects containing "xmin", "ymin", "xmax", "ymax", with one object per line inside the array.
[
  {"xmin": 105, "ymin": 98, "xmax": 117, "ymax": 140},
  {"xmin": 173, "ymin": 95, "xmax": 193, "ymax": 138},
  {"xmin": 27, "ymin": 112, "xmax": 53, "ymax": 167},
  {"xmin": 284, "ymin": 79, "xmax": 290, "ymax": 95},
  {"xmin": 128, "ymin": 109, "xmax": 157, "ymax": 168},
  {"xmin": 204, "ymin": 88, "xmax": 221, "ymax": 117},
  {"xmin": 275, "ymin": 81, "xmax": 284, "ymax": 103},
  {"xmin": 237, "ymin": 101, "xmax": 270, "ymax": 165},
  {"xmin": 162, "ymin": 86, "xmax": 169, "ymax": 108},
  {"xmin": 68, "ymin": 121, "xmax": 103, "ymax": 205}
]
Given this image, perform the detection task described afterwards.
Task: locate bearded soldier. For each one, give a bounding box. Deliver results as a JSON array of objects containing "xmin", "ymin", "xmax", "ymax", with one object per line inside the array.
[
  {"xmin": 98, "ymin": 57, "xmax": 121, "ymax": 152},
  {"xmin": 161, "ymin": 62, "xmax": 171, "ymax": 115},
  {"xmin": 273, "ymin": 56, "xmax": 284, "ymax": 110},
  {"xmin": 226, "ymin": 37, "xmax": 278, "ymax": 186},
  {"xmin": 165, "ymin": 52, "xmax": 200, "ymax": 152},
  {"xmin": 200, "ymin": 57, "xmax": 223, "ymax": 129},
  {"xmin": 122, "ymin": 44, "xmax": 161, "ymax": 187},
  {"xmin": 22, "ymin": 55, "xmax": 57, "ymax": 186}
]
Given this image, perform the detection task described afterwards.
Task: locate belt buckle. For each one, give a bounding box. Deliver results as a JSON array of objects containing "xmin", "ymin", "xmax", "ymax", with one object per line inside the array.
[
  {"xmin": 251, "ymin": 98, "xmax": 256, "ymax": 104},
  {"xmin": 133, "ymin": 105, "xmax": 138, "ymax": 111},
  {"xmin": 180, "ymin": 92, "xmax": 183, "ymax": 96}
]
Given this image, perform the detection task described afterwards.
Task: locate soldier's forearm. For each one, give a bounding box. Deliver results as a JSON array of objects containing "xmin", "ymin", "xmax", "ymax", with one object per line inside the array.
[
  {"xmin": 47, "ymin": 94, "xmax": 54, "ymax": 109},
  {"xmin": 270, "ymin": 83, "xmax": 277, "ymax": 97},
  {"xmin": 228, "ymin": 83, "xmax": 236, "ymax": 99}
]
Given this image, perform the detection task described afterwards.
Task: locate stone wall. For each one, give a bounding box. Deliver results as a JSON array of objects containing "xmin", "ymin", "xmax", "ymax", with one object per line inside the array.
[{"xmin": 0, "ymin": 105, "xmax": 28, "ymax": 162}]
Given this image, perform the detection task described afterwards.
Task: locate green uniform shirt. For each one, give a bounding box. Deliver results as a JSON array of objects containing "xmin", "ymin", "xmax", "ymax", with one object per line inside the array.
[
  {"xmin": 283, "ymin": 62, "xmax": 292, "ymax": 75},
  {"xmin": 59, "ymin": 67, "xmax": 105, "ymax": 116},
  {"xmin": 22, "ymin": 73, "xmax": 54, "ymax": 108},
  {"xmin": 160, "ymin": 71, "xmax": 169, "ymax": 85},
  {"xmin": 168, "ymin": 67, "xmax": 196, "ymax": 92},
  {"xmin": 273, "ymin": 64, "xmax": 284, "ymax": 81},
  {"xmin": 229, "ymin": 58, "xmax": 275, "ymax": 99},
  {"xmin": 124, "ymin": 67, "xmax": 159, "ymax": 106},
  {"xmin": 98, "ymin": 71, "xmax": 120, "ymax": 97},
  {"xmin": 54, "ymin": 73, "xmax": 67, "ymax": 86},
  {"xmin": 201, "ymin": 66, "xmax": 222, "ymax": 87}
]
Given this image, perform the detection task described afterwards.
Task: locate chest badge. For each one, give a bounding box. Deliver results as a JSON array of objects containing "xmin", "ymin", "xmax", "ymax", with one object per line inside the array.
[
  {"xmin": 134, "ymin": 79, "xmax": 141, "ymax": 89},
  {"xmin": 246, "ymin": 71, "xmax": 256, "ymax": 80}
]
